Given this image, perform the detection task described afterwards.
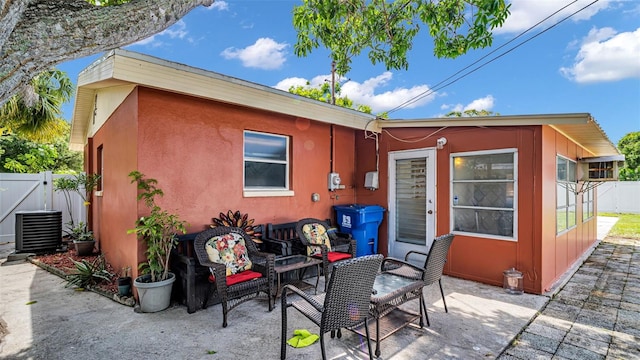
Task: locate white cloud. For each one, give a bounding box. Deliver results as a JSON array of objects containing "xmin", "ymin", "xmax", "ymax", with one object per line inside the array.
[
  {"xmin": 132, "ymin": 19, "xmax": 190, "ymax": 47},
  {"xmin": 441, "ymin": 95, "xmax": 496, "ymax": 114},
  {"xmin": 496, "ymin": 0, "xmax": 615, "ymax": 34},
  {"xmin": 206, "ymin": 1, "xmax": 228, "ymax": 11},
  {"xmin": 275, "ymin": 72, "xmax": 435, "ymax": 113},
  {"xmin": 560, "ymin": 27, "xmax": 640, "ymax": 83},
  {"xmin": 221, "ymin": 38, "xmax": 288, "ymax": 70}
]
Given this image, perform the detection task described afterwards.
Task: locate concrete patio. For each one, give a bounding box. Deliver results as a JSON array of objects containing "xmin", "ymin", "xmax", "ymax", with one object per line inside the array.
[{"xmin": 0, "ymin": 217, "xmax": 622, "ymax": 359}]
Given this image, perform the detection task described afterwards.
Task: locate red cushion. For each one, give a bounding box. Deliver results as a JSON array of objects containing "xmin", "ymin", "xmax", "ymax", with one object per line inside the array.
[
  {"xmin": 209, "ymin": 270, "xmax": 263, "ymax": 286},
  {"xmin": 313, "ymin": 252, "xmax": 352, "ymax": 263}
]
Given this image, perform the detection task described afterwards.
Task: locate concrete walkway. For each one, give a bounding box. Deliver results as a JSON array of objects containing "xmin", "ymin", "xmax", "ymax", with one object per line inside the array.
[
  {"xmin": 0, "ymin": 217, "xmax": 634, "ymax": 359},
  {"xmin": 498, "ymin": 218, "xmax": 640, "ymax": 359}
]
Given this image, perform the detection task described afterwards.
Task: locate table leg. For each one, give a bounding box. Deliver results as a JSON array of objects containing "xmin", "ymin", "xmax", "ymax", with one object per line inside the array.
[
  {"xmin": 375, "ymin": 317, "xmax": 381, "ymax": 357},
  {"xmin": 314, "ymin": 263, "xmax": 320, "ymax": 294}
]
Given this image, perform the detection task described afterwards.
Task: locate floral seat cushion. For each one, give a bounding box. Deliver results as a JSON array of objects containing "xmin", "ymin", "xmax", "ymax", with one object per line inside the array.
[
  {"xmin": 302, "ymin": 223, "xmax": 332, "ymax": 257},
  {"xmin": 205, "ymin": 232, "xmax": 253, "ymax": 277}
]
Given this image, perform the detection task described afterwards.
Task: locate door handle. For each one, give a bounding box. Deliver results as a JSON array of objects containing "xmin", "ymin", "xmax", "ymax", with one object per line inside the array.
[{"xmin": 427, "ymin": 210, "xmax": 433, "ymax": 214}]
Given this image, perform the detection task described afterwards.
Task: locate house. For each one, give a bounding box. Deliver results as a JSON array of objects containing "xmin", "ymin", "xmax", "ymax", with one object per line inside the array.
[{"xmin": 70, "ymin": 49, "xmax": 622, "ymax": 294}]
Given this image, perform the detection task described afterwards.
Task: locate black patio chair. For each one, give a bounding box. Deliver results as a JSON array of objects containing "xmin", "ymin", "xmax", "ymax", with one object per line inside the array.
[
  {"xmin": 381, "ymin": 233, "xmax": 455, "ymax": 326},
  {"xmin": 295, "ymin": 218, "xmax": 356, "ymax": 291},
  {"xmin": 194, "ymin": 226, "xmax": 274, "ymax": 327},
  {"xmin": 280, "ymin": 254, "xmax": 383, "ymax": 360}
]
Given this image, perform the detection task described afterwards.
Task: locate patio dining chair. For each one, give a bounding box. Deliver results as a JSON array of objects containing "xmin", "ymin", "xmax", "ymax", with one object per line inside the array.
[
  {"xmin": 381, "ymin": 233, "xmax": 455, "ymax": 326},
  {"xmin": 194, "ymin": 226, "xmax": 274, "ymax": 327},
  {"xmin": 295, "ymin": 218, "xmax": 356, "ymax": 291},
  {"xmin": 280, "ymin": 254, "xmax": 383, "ymax": 360}
]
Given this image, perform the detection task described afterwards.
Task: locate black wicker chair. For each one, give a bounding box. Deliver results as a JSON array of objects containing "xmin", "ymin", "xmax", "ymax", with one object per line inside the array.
[
  {"xmin": 295, "ymin": 218, "xmax": 356, "ymax": 291},
  {"xmin": 381, "ymin": 233, "xmax": 455, "ymax": 326},
  {"xmin": 280, "ymin": 254, "xmax": 383, "ymax": 360},
  {"xmin": 194, "ymin": 227, "xmax": 275, "ymax": 327}
]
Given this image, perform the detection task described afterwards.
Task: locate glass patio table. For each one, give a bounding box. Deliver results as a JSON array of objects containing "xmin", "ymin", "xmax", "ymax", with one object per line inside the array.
[{"xmin": 353, "ymin": 272, "xmax": 426, "ymax": 357}]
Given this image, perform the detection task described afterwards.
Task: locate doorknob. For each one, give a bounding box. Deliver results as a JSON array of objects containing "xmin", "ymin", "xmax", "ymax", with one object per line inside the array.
[{"xmin": 427, "ymin": 210, "xmax": 433, "ymax": 214}]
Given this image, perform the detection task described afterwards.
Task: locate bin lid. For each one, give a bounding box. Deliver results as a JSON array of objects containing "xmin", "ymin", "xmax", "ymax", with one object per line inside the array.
[{"xmin": 333, "ymin": 204, "xmax": 385, "ymax": 212}]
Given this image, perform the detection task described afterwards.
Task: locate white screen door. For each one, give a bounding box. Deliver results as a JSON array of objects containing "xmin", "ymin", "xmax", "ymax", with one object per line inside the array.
[{"xmin": 388, "ymin": 149, "xmax": 436, "ymax": 259}]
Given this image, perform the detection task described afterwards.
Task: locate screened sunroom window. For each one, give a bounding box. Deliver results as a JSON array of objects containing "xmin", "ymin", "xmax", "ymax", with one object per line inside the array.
[
  {"xmin": 557, "ymin": 156, "xmax": 577, "ymax": 233},
  {"xmin": 243, "ymin": 131, "xmax": 289, "ymax": 190},
  {"xmin": 451, "ymin": 149, "xmax": 517, "ymax": 239}
]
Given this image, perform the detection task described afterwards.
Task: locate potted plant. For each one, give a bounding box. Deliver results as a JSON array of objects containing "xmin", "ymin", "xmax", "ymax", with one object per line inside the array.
[
  {"xmin": 117, "ymin": 266, "xmax": 132, "ymax": 297},
  {"xmin": 69, "ymin": 222, "xmax": 95, "ymax": 256},
  {"xmin": 54, "ymin": 173, "xmax": 101, "ymax": 255},
  {"xmin": 128, "ymin": 171, "xmax": 187, "ymax": 312}
]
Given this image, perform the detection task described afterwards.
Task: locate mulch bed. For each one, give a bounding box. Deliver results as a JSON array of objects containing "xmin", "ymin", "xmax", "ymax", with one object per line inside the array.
[{"xmin": 29, "ymin": 244, "xmax": 135, "ymax": 307}]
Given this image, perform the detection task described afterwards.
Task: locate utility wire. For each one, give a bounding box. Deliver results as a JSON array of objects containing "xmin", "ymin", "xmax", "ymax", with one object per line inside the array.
[{"xmin": 385, "ymin": 0, "xmax": 600, "ymax": 115}]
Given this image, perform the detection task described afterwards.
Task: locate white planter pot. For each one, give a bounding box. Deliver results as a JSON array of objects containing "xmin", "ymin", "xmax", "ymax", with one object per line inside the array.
[{"xmin": 133, "ymin": 272, "xmax": 175, "ymax": 313}]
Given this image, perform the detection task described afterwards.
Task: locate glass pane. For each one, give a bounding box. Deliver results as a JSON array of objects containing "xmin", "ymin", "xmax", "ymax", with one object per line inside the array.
[
  {"xmin": 244, "ymin": 132, "xmax": 286, "ymax": 161},
  {"xmin": 568, "ymin": 205, "xmax": 576, "ymax": 227},
  {"xmin": 568, "ymin": 161, "xmax": 576, "ymax": 182},
  {"xmin": 396, "ymin": 158, "xmax": 426, "ymax": 245},
  {"xmin": 557, "ymin": 208, "xmax": 567, "ymax": 232},
  {"xmin": 453, "ymin": 208, "xmax": 513, "ymax": 236},
  {"xmin": 453, "ymin": 152, "xmax": 514, "ymax": 180},
  {"xmin": 568, "ymin": 191, "xmax": 576, "ymax": 206},
  {"xmin": 557, "ymin": 184, "xmax": 567, "ymax": 207},
  {"xmin": 557, "ymin": 157, "xmax": 566, "ymax": 181},
  {"xmin": 245, "ymin": 162, "xmax": 286, "ymax": 188},
  {"xmin": 453, "ymin": 182, "xmax": 513, "ymax": 208}
]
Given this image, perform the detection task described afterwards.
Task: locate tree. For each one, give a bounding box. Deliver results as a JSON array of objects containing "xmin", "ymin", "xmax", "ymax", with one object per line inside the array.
[
  {"xmin": 288, "ymin": 82, "xmax": 373, "ymax": 114},
  {"xmin": 445, "ymin": 109, "xmax": 499, "ymax": 117},
  {"xmin": 0, "ymin": 69, "xmax": 73, "ymax": 142},
  {"xmin": 0, "ymin": 0, "xmax": 213, "ymax": 106},
  {"xmin": 618, "ymin": 131, "xmax": 640, "ymax": 181},
  {"xmin": 293, "ymin": 0, "xmax": 511, "ymax": 75},
  {"xmin": 0, "ymin": 120, "xmax": 83, "ymax": 173}
]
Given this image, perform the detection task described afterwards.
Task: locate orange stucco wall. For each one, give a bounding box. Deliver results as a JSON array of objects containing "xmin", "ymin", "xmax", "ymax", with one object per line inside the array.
[
  {"xmin": 354, "ymin": 124, "xmax": 597, "ymax": 294},
  {"xmin": 88, "ymin": 89, "xmax": 140, "ymax": 278},
  {"xmin": 87, "ymin": 86, "xmax": 597, "ymax": 293},
  {"xmin": 88, "ymin": 87, "xmax": 359, "ymax": 277}
]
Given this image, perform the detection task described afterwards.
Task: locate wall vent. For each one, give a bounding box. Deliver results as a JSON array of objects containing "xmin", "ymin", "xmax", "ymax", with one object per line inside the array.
[{"xmin": 15, "ymin": 210, "xmax": 62, "ymax": 254}]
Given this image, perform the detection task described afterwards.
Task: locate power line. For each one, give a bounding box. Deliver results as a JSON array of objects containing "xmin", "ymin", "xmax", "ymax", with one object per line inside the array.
[{"xmin": 385, "ymin": 0, "xmax": 600, "ymax": 115}]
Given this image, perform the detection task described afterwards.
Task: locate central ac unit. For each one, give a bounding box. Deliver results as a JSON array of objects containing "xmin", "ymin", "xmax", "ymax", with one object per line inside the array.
[{"xmin": 15, "ymin": 210, "xmax": 63, "ymax": 254}]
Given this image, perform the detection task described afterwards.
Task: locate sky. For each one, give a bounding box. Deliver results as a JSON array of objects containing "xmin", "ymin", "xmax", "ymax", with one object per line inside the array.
[{"xmin": 58, "ymin": 0, "xmax": 640, "ymax": 145}]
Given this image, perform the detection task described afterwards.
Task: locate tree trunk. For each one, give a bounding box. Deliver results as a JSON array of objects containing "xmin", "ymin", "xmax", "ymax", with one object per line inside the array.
[{"xmin": 0, "ymin": 0, "xmax": 213, "ymax": 106}]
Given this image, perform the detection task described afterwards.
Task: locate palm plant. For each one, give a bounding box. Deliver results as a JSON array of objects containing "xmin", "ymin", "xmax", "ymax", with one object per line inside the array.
[{"xmin": 0, "ymin": 69, "xmax": 73, "ymax": 142}]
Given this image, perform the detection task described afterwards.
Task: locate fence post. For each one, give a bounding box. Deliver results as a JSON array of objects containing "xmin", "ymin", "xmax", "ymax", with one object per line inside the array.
[{"xmin": 43, "ymin": 171, "xmax": 53, "ymax": 211}]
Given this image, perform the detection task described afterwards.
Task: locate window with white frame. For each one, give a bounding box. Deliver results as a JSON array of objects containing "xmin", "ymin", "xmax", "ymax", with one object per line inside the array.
[
  {"xmin": 451, "ymin": 149, "xmax": 517, "ymax": 239},
  {"xmin": 582, "ymin": 186, "xmax": 594, "ymax": 221},
  {"xmin": 557, "ymin": 156, "xmax": 577, "ymax": 233},
  {"xmin": 243, "ymin": 131, "xmax": 289, "ymax": 190}
]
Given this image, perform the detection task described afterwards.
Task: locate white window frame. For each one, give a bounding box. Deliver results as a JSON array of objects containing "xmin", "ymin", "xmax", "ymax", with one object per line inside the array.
[
  {"xmin": 556, "ymin": 155, "xmax": 577, "ymax": 234},
  {"xmin": 450, "ymin": 148, "xmax": 518, "ymax": 241},
  {"xmin": 243, "ymin": 131, "xmax": 293, "ymax": 197}
]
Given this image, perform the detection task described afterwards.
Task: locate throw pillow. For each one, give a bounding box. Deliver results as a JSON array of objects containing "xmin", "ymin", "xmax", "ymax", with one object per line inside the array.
[
  {"xmin": 302, "ymin": 223, "xmax": 332, "ymax": 257},
  {"xmin": 205, "ymin": 232, "xmax": 253, "ymax": 276}
]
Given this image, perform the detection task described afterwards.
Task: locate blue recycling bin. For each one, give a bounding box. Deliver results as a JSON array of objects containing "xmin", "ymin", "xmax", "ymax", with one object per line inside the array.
[{"xmin": 333, "ymin": 204, "xmax": 385, "ymax": 257}]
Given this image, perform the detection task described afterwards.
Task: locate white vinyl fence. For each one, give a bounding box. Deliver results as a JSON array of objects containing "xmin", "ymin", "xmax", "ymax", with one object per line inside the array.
[
  {"xmin": 597, "ymin": 181, "xmax": 640, "ymax": 214},
  {"xmin": 0, "ymin": 171, "xmax": 86, "ymax": 242}
]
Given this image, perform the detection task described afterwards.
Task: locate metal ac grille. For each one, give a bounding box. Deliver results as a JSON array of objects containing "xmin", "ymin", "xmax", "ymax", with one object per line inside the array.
[{"xmin": 15, "ymin": 211, "xmax": 62, "ymax": 254}]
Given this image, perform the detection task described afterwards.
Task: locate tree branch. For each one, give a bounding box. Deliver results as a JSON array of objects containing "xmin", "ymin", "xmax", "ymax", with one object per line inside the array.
[{"xmin": 0, "ymin": 0, "xmax": 213, "ymax": 106}]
